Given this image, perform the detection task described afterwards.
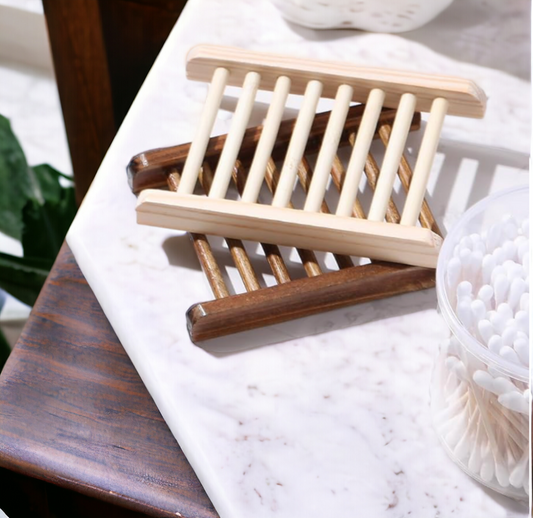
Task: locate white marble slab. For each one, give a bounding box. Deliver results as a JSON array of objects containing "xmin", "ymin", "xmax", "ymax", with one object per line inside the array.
[{"xmin": 67, "ymin": 0, "xmax": 530, "ymax": 516}]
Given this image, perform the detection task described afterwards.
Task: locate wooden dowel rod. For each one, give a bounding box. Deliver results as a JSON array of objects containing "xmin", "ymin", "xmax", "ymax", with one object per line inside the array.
[
  {"xmin": 179, "ymin": 67, "xmax": 229, "ymax": 194},
  {"xmin": 330, "ymin": 154, "xmax": 366, "ymax": 219},
  {"xmin": 378, "ymin": 124, "xmax": 442, "ymax": 235},
  {"xmin": 364, "ymin": 152, "xmax": 401, "ymax": 224},
  {"xmin": 265, "ymin": 158, "xmax": 322, "ymax": 277},
  {"xmin": 167, "ymin": 170, "xmax": 229, "ymax": 299},
  {"xmin": 304, "ymin": 84, "xmax": 353, "ymax": 212},
  {"xmin": 233, "ymin": 161, "xmax": 291, "ymax": 284},
  {"xmin": 262, "ymin": 243, "xmax": 292, "ymax": 284},
  {"xmin": 224, "ymin": 239, "xmax": 262, "ymax": 292},
  {"xmin": 128, "ymin": 106, "xmax": 422, "ymax": 195},
  {"xmin": 201, "ymin": 163, "xmax": 261, "ymax": 291},
  {"xmin": 368, "ymin": 92, "xmax": 416, "ymax": 221},
  {"xmin": 344, "ymin": 134, "xmax": 399, "ymax": 223},
  {"xmin": 297, "ymin": 158, "xmax": 330, "ymax": 212},
  {"xmin": 272, "ymin": 79, "xmax": 323, "ymax": 208},
  {"xmin": 297, "ymin": 250, "xmax": 323, "ymax": 277},
  {"xmin": 191, "ymin": 234, "xmax": 230, "ymax": 298},
  {"xmin": 297, "ymin": 158, "xmax": 352, "ymax": 270},
  {"xmin": 329, "ymin": 156, "xmax": 360, "ymax": 268},
  {"xmin": 331, "ymin": 253, "xmax": 355, "ymax": 270},
  {"xmin": 242, "ymin": 75, "xmax": 291, "ymax": 203},
  {"xmin": 336, "ymin": 88, "xmax": 385, "ymax": 217},
  {"xmin": 209, "ymin": 71, "xmax": 261, "ymax": 199},
  {"xmin": 401, "ymin": 97, "xmax": 448, "ymax": 226}
]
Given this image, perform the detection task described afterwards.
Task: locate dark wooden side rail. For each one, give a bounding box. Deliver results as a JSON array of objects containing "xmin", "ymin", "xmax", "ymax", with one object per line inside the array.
[{"xmin": 0, "ymin": 244, "xmax": 217, "ymax": 518}]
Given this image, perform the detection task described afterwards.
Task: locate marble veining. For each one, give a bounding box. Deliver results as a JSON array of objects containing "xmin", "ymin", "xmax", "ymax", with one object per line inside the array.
[{"xmin": 67, "ymin": 0, "xmax": 530, "ymax": 516}]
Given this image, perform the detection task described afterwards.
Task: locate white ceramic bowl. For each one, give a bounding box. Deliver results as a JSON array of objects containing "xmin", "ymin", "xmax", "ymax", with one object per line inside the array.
[{"xmin": 270, "ymin": 0, "xmax": 455, "ymax": 33}]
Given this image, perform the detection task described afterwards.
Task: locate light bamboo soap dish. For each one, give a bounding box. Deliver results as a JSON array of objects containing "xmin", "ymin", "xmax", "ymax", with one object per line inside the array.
[
  {"xmin": 128, "ymin": 44, "xmax": 487, "ymax": 350},
  {"xmin": 136, "ymin": 45, "xmax": 486, "ymax": 268}
]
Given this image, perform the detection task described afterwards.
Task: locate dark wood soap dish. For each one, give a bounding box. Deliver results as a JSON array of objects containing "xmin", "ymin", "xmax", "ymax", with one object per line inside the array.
[{"xmin": 127, "ymin": 105, "xmax": 442, "ymax": 352}]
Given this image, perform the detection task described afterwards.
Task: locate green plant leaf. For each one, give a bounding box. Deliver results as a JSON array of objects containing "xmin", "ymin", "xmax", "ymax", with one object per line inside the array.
[
  {"xmin": 0, "ymin": 115, "xmax": 34, "ymax": 240},
  {"xmin": 21, "ymin": 163, "xmax": 76, "ymax": 262},
  {"xmin": 31, "ymin": 164, "xmax": 66, "ymax": 205},
  {"xmin": 0, "ymin": 115, "xmax": 77, "ymax": 307},
  {"xmin": 0, "ymin": 252, "xmax": 52, "ymax": 307},
  {"xmin": 22, "ymin": 185, "xmax": 77, "ymax": 261}
]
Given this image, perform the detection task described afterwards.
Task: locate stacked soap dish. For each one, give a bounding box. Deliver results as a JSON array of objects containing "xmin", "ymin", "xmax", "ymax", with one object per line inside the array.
[{"xmin": 129, "ymin": 44, "xmax": 486, "ymax": 351}]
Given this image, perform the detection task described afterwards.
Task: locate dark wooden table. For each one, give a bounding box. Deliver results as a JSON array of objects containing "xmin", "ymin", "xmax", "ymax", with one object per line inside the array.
[{"xmin": 0, "ymin": 244, "xmax": 218, "ymax": 518}]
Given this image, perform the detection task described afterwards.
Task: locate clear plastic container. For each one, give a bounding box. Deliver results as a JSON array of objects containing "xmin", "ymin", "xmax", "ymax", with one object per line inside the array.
[{"xmin": 432, "ymin": 186, "xmax": 530, "ymax": 501}]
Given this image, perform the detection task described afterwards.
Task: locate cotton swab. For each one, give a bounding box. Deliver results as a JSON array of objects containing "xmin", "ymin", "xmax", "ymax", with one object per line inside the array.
[{"xmin": 437, "ymin": 214, "xmax": 529, "ymax": 499}]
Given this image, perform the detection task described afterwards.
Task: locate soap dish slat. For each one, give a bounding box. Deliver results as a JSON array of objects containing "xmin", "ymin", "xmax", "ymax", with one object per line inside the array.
[{"xmin": 128, "ymin": 106, "xmax": 440, "ymax": 351}]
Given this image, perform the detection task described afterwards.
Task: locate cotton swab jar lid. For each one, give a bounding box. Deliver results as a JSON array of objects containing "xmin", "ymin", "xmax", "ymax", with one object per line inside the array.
[
  {"xmin": 436, "ymin": 186, "xmax": 529, "ymax": 383},
  {"xmin": 432, "ymin": 185, "xmax": 529, "ymax": 501}
]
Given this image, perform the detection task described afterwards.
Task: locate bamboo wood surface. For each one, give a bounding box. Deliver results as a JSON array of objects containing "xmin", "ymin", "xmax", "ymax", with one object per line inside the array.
[
  {"xmin": 136, "ymin": 190, "xmax": 442, "ymax": 268},
  {"xmin": 233, "ymin": 161, "xmax": 292, "ymax": 284},
  {"xmin": 168, "ymin": 170, "xmax": 230, "ymax": 298},
  {"xmin": 186, "ymin": 45, "xmax": 487, "ymax": 118},
  {"xmin": 200, "ymin": 163, "xmax": 261, "ymax": 291},
  {"xmin": 330, "ymin": 155, "xmax": 366, "ymax": 220},
  {"xmin": 264, "ymin": 159, "xmax": 322, "ymax": 277},
  {"xmin": 0, "ymin": 244, "xmax": 217, "ymax": 518},
  {"xmin": 127, "ymin": 106, "xmax": 421, "ymax": 194},
  {"xmin": 400, "ymin": 97, "xmax": 448, "ymax": 226},
  {"xmin": 335, "ymin": 88, "xmax": 385, "ymax": 217},
  {"xmin": 176, "ymin": 162, "xmax": 293, "ymax": 292},
  {"xmin": 129, "ymin": 106, "xmax": 441, "ymax": 346},
  {"xmin": 368, "ymin": 93, "xmax": 416, "ymax": 221},
  {"xmin": 363, "ymin": 151, "xmax": 401, "ymax": 224},
  {"xmin": 296, "ymin": 157, "xmax": 353, "ymax": 270},
  {"xmin": 304, "ymin": 84, "xmax": 353, "ymax": 212},
  {"xmin": 242, "ymin": 75, "xmax": 291, "ymax": 203},
  {"xmin": 377, "ymin": 124, "xmax": 441, "ymax": 235},
  {"xmin": 272, "ymin": 79, "xmax": 323, "ymax": 208},
  {"xmin": 209, "ymin": 71, "xmax": 260, "ymax": 199},
  {"xmin": 135, "ymin": 99, "xmax": 441, "ymax": 270},
  {"xmin": 179, "ymin": 67, "xmax": 229, "ymax": 195}
]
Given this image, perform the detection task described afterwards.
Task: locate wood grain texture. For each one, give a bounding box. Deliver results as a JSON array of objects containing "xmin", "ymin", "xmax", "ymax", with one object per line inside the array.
[
  {"xmin": 232, "ymin": 161, "xmax": 292, "ymax": 284},
  {"xmin": 363, "ymin": 151, "xmax": 401, "ymax": 224},
  {"xmin": 98, "ymin": 0, "xmax": 187, "ymax": 126},
  {"xmin": 330, "ymin": 155, "xmax": 366, "ymax": 220},
  {"xmin": 128, "ymin": 107, "xmax": 439, "ymax": 346},
  {"xmin": 263, "ymin": 158, "xmax": 322, "ymax": 277},
  {"xmin": 43, "ymin": 0, "xmax": 115, "ymax": 205},
  {"xmin": 0, "ymin": 244, "xmax": 217, "ymax": 518},
  {"xmin": 297, "ymin": 157, "xmax": 353, "ymax": 270},
  {"xmin": 378, "ymin": 123, "xmax": 441, "ymax": 235},
  {"xmin": 43, "ymin": 0, "xmax": 186, "ymax": 204},
  {"xmin": 136, "ymin": 190, "xmax": 442, "ymax": 268},
  {"xmin": 168, "ymin": 170, "xmax": 230, "ymax": 299},
  {"xmin": 187, "ymin": 261, "xmax": 436, "ymax": 343},
  {"xmin": 127, "ymin": 106, "xmax": 421, "ymax": 194},
  {"xmin": 200, "ymin": 163, "xmax": 261, "ymax": 292},
  {"xmin": 186, "ymin": 45, "xmax": 487, "ymax": 118}
]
